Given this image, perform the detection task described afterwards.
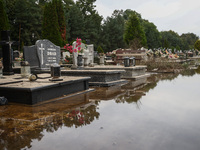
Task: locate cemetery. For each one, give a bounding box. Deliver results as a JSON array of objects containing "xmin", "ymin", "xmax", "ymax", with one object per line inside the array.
[
  {"xmin": 0, "ymin": 31, "xmax": 91, "ymax": 105},
  {"xmin": 1, "ymin": 30, "xmax": 200, "ymax": 105},
  {"xmin": 1, "ymin": 0, "xmax": 200, "ymax": 149}
]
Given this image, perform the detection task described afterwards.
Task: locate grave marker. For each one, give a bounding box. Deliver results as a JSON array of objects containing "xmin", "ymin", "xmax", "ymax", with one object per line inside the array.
[
  {"xmin": 0, "ymin": 31, "xmax": 18, "ymax": 75},
  {"xmin": 24, "ymin": 39, "xmax": 60, "ymax": 70}
]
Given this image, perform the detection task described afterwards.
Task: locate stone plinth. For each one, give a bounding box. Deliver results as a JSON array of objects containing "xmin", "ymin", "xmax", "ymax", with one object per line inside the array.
[
  {"xmin": 84, "ymin": 65, "xmax": 150, "ymax": 80},
  {"xmin": 61, "ymin": 70, "xmax": 128, "ymax": 87},
  {"xmin": 0, "ymin": 74, "xmax": 91, "ymax": 105}
]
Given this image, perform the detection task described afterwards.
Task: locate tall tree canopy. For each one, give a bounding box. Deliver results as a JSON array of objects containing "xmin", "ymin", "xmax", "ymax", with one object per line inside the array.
[
  {"xmin": 42, "ymin": 0, "xmax": 62, "ymax": 46},
  {"xmin": 100, "ymin": 10, "xmax": 125, "ymax": 52},
  {"xmin": 55, "ymin": 0, "xmax": 66, "ymax": 45},
  {"xmin": 143, "ymin": 20, "xmax": 161, "ymax": 49},
  {"xmin": 180, "ymin": 33, "xmax": 199, "ymax": 50},
  {"xmin": 123, "ymin": 13, "xmax": 147, "ymax": 49},
  {"xmin": 3, "ymin": 0, "xmax": 199, "ymax": 51},
  {"xmin": 160, "ymin": 30, "xmax": 183, "ymax": 50},
  {"xmin": 0, "ymin": 0, "xmax": 9, "ymax": 40}
]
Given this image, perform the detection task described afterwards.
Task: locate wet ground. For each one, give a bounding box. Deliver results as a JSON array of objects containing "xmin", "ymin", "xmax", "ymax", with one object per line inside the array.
[{"xmin": 1, "ymin": 69, "xmax": 200, "ymax": 150}]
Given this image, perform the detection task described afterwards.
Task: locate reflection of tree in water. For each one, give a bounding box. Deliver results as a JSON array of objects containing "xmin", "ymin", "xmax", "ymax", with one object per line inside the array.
[
  {"xmin": 0, "ymin": 118, "xmax": 44, "ymax": 150},
  {"xmin": 180, "ymin": 68, "xmax": 196, "ymax": 76},
  {"xmin": 195, "ymin": 67, "xmax": 200, "ymax": 74},
  {"xmin": 114, "ymin": 73, "xmax": 181, "ymax": 108},
  {"xmin": 0, "ymin": 102, "xmax": 100, "ymax": 150},
  {"xmin": 63, "ymin": 105, "xmax": 100, "ymax": 128},
  {"xmin": 115, "ymin": 91, "xmax": 143, "ymax": 109}
]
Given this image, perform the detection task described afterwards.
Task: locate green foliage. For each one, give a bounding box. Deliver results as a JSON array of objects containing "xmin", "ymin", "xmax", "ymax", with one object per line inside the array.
[
  {"xmin": 180, "ymin": 33, "xmax": 199, "ymax": 49},
  {"xmin": 97, "ymin": 45, "xmax": 104, "ymax": 54},
  {"xmin": 194, "ymin": 39, "xmax": 200, "ymax": 51},
  {"xmin": 76, "ymin": 0, "xmax": 97, "ymax": 16},
  {"xmin": 100, "ymin": 10, "xmax": 125, "ymax": 52},
  {"xmin": 123, "ymin": 13, "xmax": 147, "ymax": 49},
  {"xmin": 55, "ymin": 0, "xmax": 66, "ymax": 46},
  {"xmin": 42, "ymin": 0, "xmax": 62, "ymax": 46},
  {"xmin": 0, "ymin": 0, "xmax": 9, "ymax": 39},
  {"xmin": 3, "ymin": 0, "xmax": 199, "ymax": 52},
  {"xmin": 160, "ymin": 30, "xmax": 183, "ymax": 50},
  {"xmin": 4, "ymin": 0, "xmax": 42, "ymax": 48},
  {"xmin": 143, "ymin": 20, "xmax": 161, "ymax": 49},
  {"xmin": 68, "ymin": 3, "xmax": 85, "ymax": 42},
  {"xmin": 76, "ymin": 0, "xmax": 103, "ymax": 49}
]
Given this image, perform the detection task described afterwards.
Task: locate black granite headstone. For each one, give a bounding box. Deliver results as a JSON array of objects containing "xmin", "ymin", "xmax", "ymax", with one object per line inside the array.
[
  {"xmin": 24, "ymin": 45, "xmax": 39, "ymax": 68},
  {"xmin": 36, "ymin": 39, "xmax": 60, "ymax": 69}
]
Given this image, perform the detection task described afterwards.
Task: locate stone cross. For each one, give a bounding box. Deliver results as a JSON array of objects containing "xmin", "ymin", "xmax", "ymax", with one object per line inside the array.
[
  {"xmin": 0, "ymin": 31, "xmax": 18, "ymax": 75},
  {"xmin": 39, "ymin": 43, "xmax": 45, "ymax": 65}
]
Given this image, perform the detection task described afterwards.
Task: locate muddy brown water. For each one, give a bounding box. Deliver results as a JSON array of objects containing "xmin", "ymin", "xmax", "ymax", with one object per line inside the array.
[{"xmin": 0, "ymin": 69, "xmax": 200, "ymax": 150}]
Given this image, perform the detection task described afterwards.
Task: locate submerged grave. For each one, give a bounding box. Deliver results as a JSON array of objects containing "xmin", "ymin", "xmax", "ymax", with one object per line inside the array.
[
  {"xmin": 0, "ymin": 31, "xmax": 91, "ymax": 105},
  {"xmin": 0, "ymin": 74, "xmax": 91, "ymax": 105}
]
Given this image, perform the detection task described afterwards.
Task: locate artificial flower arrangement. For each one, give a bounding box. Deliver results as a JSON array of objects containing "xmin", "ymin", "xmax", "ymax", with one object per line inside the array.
[
  {"xmin": 64, "ymin": 38, "xmax": 84, "ymax": 54},
  {"xmin": 15, "ymin": 55, "xmax": 24, "ymax": 61}
]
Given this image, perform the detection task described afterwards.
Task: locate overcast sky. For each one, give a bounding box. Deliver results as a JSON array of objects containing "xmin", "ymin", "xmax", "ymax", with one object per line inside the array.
[{"xmin": 94, "ymin": 0, "xmax": 200, "ymax": 37}]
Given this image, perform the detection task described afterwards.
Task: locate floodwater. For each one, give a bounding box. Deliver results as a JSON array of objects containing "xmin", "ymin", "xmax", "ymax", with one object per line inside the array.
[{"xmin": 1, "ymin": 69, "xmax": 200, "ymax": 150}]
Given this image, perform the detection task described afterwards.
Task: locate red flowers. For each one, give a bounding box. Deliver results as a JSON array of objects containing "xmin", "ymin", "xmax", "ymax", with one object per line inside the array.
[{"xmin": 64, "ymin": 38, "xmax": 82, "ymax": 53}]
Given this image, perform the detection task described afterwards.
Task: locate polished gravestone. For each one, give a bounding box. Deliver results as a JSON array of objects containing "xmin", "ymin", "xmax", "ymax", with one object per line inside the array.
[
  {"xmin": 24, "ymin": 45, "xmax": 39, "ymax": 68},
  {"xmin": 24, "ymin": 39, "xmax": 60, "ymax": 70},
  {"xmin": 0, "ymin": 74, "xmax": 91, "ymax": 105}
]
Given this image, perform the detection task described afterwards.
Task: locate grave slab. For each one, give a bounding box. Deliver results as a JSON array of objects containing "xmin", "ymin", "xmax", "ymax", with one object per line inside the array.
[
  {"xmin": 84, "ymin": 65, "xmax": 150, "ymax": 80},
  {"xmin": 61, "ymin": 70, "xmax": 128, "ymax": 87},
  {"xmin": 0, "ymin": 74, "xmax": 91, "ymax": 105}
]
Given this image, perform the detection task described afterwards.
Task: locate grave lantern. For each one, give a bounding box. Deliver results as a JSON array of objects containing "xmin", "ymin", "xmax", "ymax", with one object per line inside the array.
[
  {"xmin": 21, "ymin": 61, "xmax": 31, "ymax": 78},
  {"xmin": 50, "ymin": 63, "xmax": 63, "ymax": 81},
  {"xmin": 129, "ymin": 57, "xmax": 135, "ymax": 66},
  {"xmin": 124, "ymin": 57, "xmax": 130, "ymax": 67}
]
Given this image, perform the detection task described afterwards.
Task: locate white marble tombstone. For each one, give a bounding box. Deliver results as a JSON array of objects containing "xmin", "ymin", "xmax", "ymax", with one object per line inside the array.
[
  {"xmin": 87, "ymin": 44, "xmax": 94, "ymax": 66},
  {"xmin": 62, "ymin": 52, "xmax": 70, "ymax": 60},
  {"xmin": 71, "ymin": 41, "xmax": 78, "ymax": 69},
  {"xmin": 83, "ymin": 49, "xmax": 89, "ymax": 66}
]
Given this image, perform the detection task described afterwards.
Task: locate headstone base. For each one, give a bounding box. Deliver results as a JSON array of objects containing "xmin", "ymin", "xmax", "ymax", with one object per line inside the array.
[{"xmin": 3, "ymin": 71, "xmax": 14, "ymax": 75}]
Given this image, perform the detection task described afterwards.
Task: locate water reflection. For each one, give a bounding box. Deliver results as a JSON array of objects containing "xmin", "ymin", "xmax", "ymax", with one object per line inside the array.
[
  {"xmin": 1, "ymin": 67, "xmax": 200, "ymax": 150},
  {"xmin": 0, "ymin": 94, "xmax": 100, "ymax": 150}
]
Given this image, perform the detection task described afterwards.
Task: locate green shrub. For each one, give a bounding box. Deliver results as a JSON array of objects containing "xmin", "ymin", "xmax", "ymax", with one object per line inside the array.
[{"xmin": 194, "ymin": 39, "xmax": 200, "ymax": 51}]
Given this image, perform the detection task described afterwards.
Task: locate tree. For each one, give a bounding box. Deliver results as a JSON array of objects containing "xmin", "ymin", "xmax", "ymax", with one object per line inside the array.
[
  {"xmin": 97, "ymin": 45, "xmax": 104, "ymax": 54},
  {"xmin": 42, "ymin": 0, "xmax": 62, "ymax": 46},
  {"xmin": 5, "ymin": 0, "xmax": 42, "ymax": 48},
  {"xmin": 194, "ymin": 39, "xmax": 200, "ymax": 51},
  {"xmin": 160, "ymin": 30, "xmax": 183, "ymax": 50},
  {"xmin": 100, "ymin": 10, "xmax": 125, "ymax": 52},
  {"xmin": 68, "ymin": 3, "xmax": 85, "ymax": 42},
  {"xmin": 0, "ymin": 0, "xmax": 9, "ymax": 39},
  {"xmin": 76, "ymin": 0, "xmax": 102, "ymax": 49},
  {"xmin": 180, "ymin": 33, "xmax": 199, "ymax": 50},
  {"xmin": 143, "ymin": 20, "xmax": 161, "ymax": 49},
  {"xmin": 123, "ymin": 13, "xmax": 146, "ymax": 49},
  {"xmin": 55, "ymin": 0, "xmax": 66, "ymax": 46}
]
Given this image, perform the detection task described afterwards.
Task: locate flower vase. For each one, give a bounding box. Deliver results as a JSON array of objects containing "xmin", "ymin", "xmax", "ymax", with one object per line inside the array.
[
  {"xmin": 77, "ymin": 54, "xmax": 83, "ymax": 66},
  {"xmin": 99, "ymin": 55, "xmax": 105, "ymax": 66},
  {"xmin": 20, "ymin": 61, "xmax": 31, "ymax": 78}
]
